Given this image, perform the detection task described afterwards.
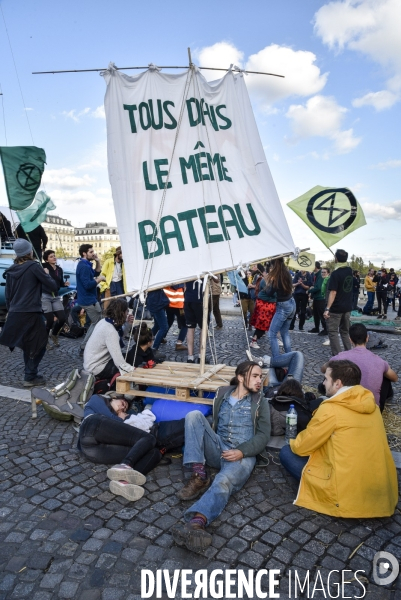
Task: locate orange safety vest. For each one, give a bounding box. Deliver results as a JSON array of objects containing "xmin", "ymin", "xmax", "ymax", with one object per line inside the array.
[{"xmin": 164, "ymin": 286, "xmax": 184, "ymax": 309}]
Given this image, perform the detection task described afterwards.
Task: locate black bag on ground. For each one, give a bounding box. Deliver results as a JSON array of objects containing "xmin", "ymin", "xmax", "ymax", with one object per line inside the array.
[
  {"xmin": 154, "ymin": 418, "xmax": 185, "ymax": 451},
  {"xmin": 59, "ymin": 323, "xmax": 84, "ymax": 339},
  {"xmin": 269, "ymin": 395, "xmax": 313, "ymax": 436}
]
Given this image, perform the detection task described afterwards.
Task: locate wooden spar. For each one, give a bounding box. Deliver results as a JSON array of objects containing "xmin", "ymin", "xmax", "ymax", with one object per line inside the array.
[
  {"xmin": 32, "ymin": 66, "xmax": 284, "ymax": 78},
  {"xmin": 99, "ymin": 248, "xmax": 311, "ymax": 302},
  {"xmin": 199, "ymin": 278, "xmax": 210, "ymax": 375}
]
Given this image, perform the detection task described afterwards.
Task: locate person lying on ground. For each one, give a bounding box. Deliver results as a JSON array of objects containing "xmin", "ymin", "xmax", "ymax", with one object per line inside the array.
[
  {"xmin": 320, "ymin": 323, "xmax": 397, "ymax": 412},
  {"xmin": 78, "ymin": 392, "xmax": 162, "ymax": 502},
  {"xmin": 280, "ymin": 359, "xmax": 398, "ymax": 518},
  {"xmin": 83, "ymin": 298, "xmax": 135, "ymax": 382},
  {"xmin": 171, "ymin": 361, "xmax": 270, "ymax": 552}
]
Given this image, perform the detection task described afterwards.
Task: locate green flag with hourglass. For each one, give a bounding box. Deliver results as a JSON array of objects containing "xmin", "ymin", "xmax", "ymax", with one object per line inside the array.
[
  {"xmin": 0, "ymin": 146, "xmax": 46, "ymax": 211},
  {"xmin": 288, "ymin": 186, "xmax": 366, "ymax": 248}
]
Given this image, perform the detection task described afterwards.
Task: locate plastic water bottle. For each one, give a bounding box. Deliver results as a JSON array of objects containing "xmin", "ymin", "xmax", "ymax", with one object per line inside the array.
[{"xmin": 285, "ymin": 405, "xmax": 298, "ymax": 444}]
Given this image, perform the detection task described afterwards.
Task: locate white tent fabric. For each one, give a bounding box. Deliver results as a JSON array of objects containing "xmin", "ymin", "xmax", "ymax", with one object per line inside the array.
[{"xmin": 102, "ymin": 64, "xmax": 295, "ymax": 292}]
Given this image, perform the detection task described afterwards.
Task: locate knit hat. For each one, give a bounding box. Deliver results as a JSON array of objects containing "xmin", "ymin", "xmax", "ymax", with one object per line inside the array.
[{"xmin": 13, "ymin": 238, "xmax": 33, "ymax": 257}]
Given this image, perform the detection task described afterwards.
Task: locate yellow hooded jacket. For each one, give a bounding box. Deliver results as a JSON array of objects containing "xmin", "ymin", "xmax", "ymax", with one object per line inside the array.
[
  {"xmin": 99, "ymin": 258, "xmax": 127, "ymax": 295},
  {"xmin": 290, "ymin": 385, "xmax": 398, "ymax": 518}
]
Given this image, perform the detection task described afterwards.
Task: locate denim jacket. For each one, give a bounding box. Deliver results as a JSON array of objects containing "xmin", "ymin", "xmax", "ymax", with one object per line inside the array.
[{"xmin": 212, "ymin": 385, "xmax": 271, "ymax": 460}]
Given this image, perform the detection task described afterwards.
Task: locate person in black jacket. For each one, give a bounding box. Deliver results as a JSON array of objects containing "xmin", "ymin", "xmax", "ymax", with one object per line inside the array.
[
  {"xmin": 0, "ymin": 238, "xmax": 57, "ymax": 386},
  {"xmin": 42, "ymin": 249, "xmax": 70, "ymax": 346},
  {"xmin": 0, "ymin": 212, "xmax": 13, "ymax": 243},
  {"xmin": 373, "ymin": 269, "xmax": 390, "ymax": 319},
  {"xmin": 15, "ymin": 223, "xmax": 48, "ymax": 262}
]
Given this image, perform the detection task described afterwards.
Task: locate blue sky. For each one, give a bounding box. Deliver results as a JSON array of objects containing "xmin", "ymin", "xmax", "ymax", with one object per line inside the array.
[{"xmin": 0, "ymin": 0, "xmax": 400, "ymax": 266}]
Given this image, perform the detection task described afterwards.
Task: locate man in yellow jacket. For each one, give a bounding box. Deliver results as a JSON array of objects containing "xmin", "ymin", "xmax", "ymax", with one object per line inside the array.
[
  {"xmin": 99, "ymin": 247, "xmax": 127, "ymax": 302},
  {"xmin": 280, "ymin": 359, "xmax": 398, "ymax": 518}
]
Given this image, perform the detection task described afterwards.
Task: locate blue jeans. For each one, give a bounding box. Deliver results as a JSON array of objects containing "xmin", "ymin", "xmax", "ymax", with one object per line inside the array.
[
  {"xmin": 268, "ymin": 351, "xmax": 304, "ymax": 385},
  {"xmin": 268, "ymin": 298, "xmax": 296, "ymax": 357},
  {"xmin": 363, "ymin": 291, "xmax": 375, "ymax": 314},
  {"xmin": 279, "ymin": 444, "xmax": 308, "ymax": 480},
  {"xmin": 23, "ymin": 347, "xmax": 46, "ymax": 381},
  {"xmin": 183, "ymin": 411, "xmax": 256, "ymax": 525},
  {"xmin": 151, "ymin": 309, "xmax": 169, "ymax": 350},
  {"xmin": 110, "ymin": 280, "xmax": 125, "ymax": 297}
]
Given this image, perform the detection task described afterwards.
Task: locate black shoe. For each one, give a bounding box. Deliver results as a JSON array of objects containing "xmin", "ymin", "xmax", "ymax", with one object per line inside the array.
[
  {"xmin": 195, "ymin": 357, "xmax": 210, "ymax": 365},
  {"xmin": 289, "ymin": 326, "xmax": 294, "ymax": 330},
  {"xmin": 309, "ymin": 328, "xmax": 319, "ymax": 333},
  {"xmin": 377, "ymin": 315, "xmax": 383, "ymax": 319},
  {"xmin": 79, "ymin": 348, "xmax": 84, "ymax": 356},
  {"xmin": 23, "ymin": 375, "xmax": 46, "ymax": 388},
  {"xmin": 187, "ymin": 358, "xmax": 195, "ymax": 363},
  {"xmin": 318, "ymin": 330, "xmax": 327, "ymax": 336},
  {"xmin": 299, "ymin": 328, "xmax": 304, "ymax": 331},
  {"xmin": 382, "ymin": 315, "xmax": 387, "ymax": 320},
  {"xmin": 161, "ymin": 338, "xmax": 167, "ymax": 344}
]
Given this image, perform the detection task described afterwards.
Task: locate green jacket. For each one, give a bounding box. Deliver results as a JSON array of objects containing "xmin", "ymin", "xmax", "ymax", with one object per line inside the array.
[
  {"xmin": 309, "ymin": 270, "xmax": 324, "ymax": 300},
  {"xmin": 212, "ymin": 385, "xmax": 271, "ymax": 460}
]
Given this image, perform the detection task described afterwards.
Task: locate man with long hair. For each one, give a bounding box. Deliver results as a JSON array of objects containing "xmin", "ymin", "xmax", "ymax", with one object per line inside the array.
[
  {"xmin": 171, "ymin": 361, "xmax": 270, "ymax": 552},
  {"xmin": 0, "ymin": 239, "xmax": 57, "ymax": 386}
]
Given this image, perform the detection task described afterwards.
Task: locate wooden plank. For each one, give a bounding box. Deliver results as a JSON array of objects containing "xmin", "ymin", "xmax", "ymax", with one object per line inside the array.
[
  {"xmin": 116, "ymin": 380, "xmax": 131, "ymax": 393},
  {"xmin": 122, "ymin": 388, "xmax": 213, "ymax": 405},
  {"xmin": 190, "ymin": 364, "xmax": 226, "ymax": 387}
]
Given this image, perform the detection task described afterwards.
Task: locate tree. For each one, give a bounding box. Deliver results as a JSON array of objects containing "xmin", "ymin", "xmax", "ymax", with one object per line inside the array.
[
  {"xmin": 54, "ymin": 247, "xmax": 67, "ymax": 259},
  {"xmin": 100, "ymin": 247, "xmax": 117, "ymax": 265}
]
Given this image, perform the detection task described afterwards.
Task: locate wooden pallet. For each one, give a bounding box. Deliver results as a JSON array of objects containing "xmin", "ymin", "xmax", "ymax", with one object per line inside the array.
[{"xmin": 116, "ymin": 362, "xmax": 268, "ymax": 405}]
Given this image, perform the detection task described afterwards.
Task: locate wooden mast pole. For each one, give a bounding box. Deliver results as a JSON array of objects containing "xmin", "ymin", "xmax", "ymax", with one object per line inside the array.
[{"xmin": 199, "ymin": 278, "xmax": 210, "ymax": 376}]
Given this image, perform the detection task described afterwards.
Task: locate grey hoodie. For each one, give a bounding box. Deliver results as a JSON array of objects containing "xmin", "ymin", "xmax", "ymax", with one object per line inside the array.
[{"xmin": 5, "ymin": 261, "xmax": 57, "ymax": 312}]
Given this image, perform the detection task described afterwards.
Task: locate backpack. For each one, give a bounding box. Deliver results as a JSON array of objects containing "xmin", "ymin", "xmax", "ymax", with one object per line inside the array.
[{"xmin": 269, "ymin": 395, "xmax": 313, "ymax": 436}]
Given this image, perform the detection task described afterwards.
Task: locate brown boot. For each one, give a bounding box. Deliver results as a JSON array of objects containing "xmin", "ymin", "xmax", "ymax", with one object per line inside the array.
[
  {"xmin": 171, "ymin": 521, "xmax": 212, "ymax": 552},
  {"xmin": 176, "ymin": 473, "xmax": 210, "ymax": 501}
]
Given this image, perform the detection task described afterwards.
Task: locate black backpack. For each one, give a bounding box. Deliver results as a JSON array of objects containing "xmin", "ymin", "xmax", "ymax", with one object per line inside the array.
[{"xmin": 269, "ymin": 395, "xmax": 313, "ymax": 436}]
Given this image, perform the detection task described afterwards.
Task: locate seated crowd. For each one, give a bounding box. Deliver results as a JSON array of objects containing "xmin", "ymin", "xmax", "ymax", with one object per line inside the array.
[{"xmin": 74, "ymin": 293, "xmax": 398, "ymax": 553}]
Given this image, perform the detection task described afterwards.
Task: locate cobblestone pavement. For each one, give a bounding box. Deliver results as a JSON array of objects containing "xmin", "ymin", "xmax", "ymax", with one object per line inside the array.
[{"xmin": 0, "ymin": 316, "xmax": 401, "ymax": 599}]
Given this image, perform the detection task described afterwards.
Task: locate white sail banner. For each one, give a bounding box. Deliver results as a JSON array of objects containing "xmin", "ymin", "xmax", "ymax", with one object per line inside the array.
[{"xmin": 103, "ymin": 64, "xmax": 294, "ymax": 292}]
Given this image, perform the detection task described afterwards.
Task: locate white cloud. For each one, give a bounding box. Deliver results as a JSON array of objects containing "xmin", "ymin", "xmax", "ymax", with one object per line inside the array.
[
  {"xmin": 42, "ymin": 168, "xmax": 94, "ymax": 189},
  {"xmin": 61, "ymin": 106, "xmax": 105, "ymax": 122},
  {"xmin": 49, "ymin": 190, "xmax": 98, "ymax": 205},
  {"xmin": 245, "ymin": 45, "xmax": 328, "ymax": 106},
  {"xmin": 195, "ymin": 41, "xmax": 328, "ymax": 107},
  {"xmin": 195, "ymin": 41, "xmax": 244, "ymax": 80},
  {"xmin": 362, "ymin": 199, "xmax": 401, "ymax": 220},
  {"xmin": 315, "ymin": 0, "xmax": 401, "ymax": 109},
  {"xmin": 286, "ymin": 95, "xmax": 361, "ymax": 153},
  {"xmin": 371, "ymin": 159, "xmax": 401, "ymax": 169},
  {"xmin": 352, "ymin": 89, "xmax": 398, "ymax": 110},
  {"xmin": 24, "ymin": 107, "xmax": 33, "ymax": 111},
  {"xmin": 91, "ymin": 105, "xmax": 105, "ymax": 119}
]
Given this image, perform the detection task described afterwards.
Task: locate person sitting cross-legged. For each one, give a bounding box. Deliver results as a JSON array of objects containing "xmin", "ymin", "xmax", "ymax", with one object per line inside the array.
[
  {"xmin": 321, "ymin": 323, "xmax": 397, "ymax": 412},
  {"xmin": 171, "ymin": 361, "xmax": 271, "ymax": 552},
  {"xmin": 280, "ymin": 359, "xmax": 398, "ymax": 518}
]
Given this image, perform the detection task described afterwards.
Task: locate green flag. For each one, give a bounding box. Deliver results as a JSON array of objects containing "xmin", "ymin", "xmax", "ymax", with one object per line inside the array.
[
  {"xmin": 287, "ymin": 186, "xmax": 366, "ymax": 248},
  {"xmin": 0, "ymin": 146, "xmax": 46, "ymax": 211},
  {"xmin": 17, "ymin": 191, "xmax": 55, "ymax": 233}
]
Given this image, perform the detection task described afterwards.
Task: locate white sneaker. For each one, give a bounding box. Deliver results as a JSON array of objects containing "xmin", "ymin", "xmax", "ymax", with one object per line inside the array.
[
  {"xmin": 322, "ymin": 339, "xmax": 330, "ymax": 346},
  {"xmin": 107, "ymin": 464, "xmax": 146, "ymax": 485},
  {"xmin": 250, "ymin": 341, "xmax": 260, "ymax": 349},
  {"xmin": 109, "ymin": 481, "xmax": 144, "ymax": 502},
  {"xmin": 246, "ymin": 350, "xmax": 264, "ymax": 367},
  {"xmin": 277, "ymin": 339, "xmax": 283, "ymax": 347}
]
